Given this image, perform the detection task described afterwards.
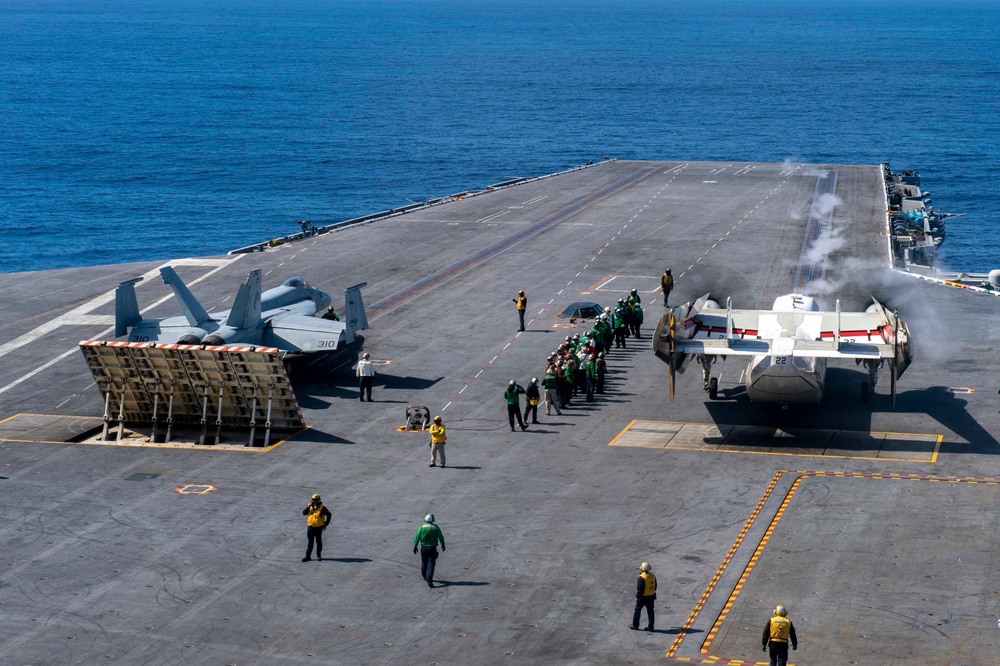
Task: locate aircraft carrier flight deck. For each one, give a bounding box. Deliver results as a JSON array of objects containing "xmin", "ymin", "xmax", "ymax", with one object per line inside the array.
[{"xmin": 1, "ymin": 160, "xmax": 999, "ymax": 665}]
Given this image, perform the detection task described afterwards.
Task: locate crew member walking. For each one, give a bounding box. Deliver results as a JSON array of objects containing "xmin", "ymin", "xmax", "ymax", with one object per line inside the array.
[
  {"xmin": 356, "ymin": 352, "xmax": 375, "ymax": 401},
  {"xmin": 761, "ymin": 605, "xmax": 798, "ymax": 666},
  {"xmin": 661, "ymin": 268, "xmax": 674, "ymax": 306},
  {"xmin": 630, "ymin": 561, "xmax": 657, "ymax": 632},
  {"xmin": 302, "ymin": 493, "xmax": 331, "ymax": 562},
  {"xmin": 504, "ymin": 380, "xmax": 528, "ymax": 431},
  {"xmin": 513, "ymin": 290, "xmax": 527, "ymax": 332},
  {"xmin": 429, "ymin": 415, "xmax": 446, "ymax": 467},
  {"xmin": 413, "ymin": 513, "xmax": 445, "ymax": 588}
]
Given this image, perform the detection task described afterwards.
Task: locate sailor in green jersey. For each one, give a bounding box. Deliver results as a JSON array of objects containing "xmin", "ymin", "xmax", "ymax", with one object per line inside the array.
[
  {"xmin": 556, "ymin": 361, "xmax": 569, "ymax": 409},
  {"xmin": 588, "ymin": 322, "xmax": 602, "ymax": 350},
  {"xmin": 630, "ymin": 303, "xmax": 644, "ymax": 338},
  {"xmin": 543, "ymin": 367, "xmax": 562, "ymax": 415},
  {"xmin": 413, "ymin": 514, "xmax": 446, "ymax": 588},
  {"xmin": 594, "ymin": 316, "xmax": 610, "ymax": 350},
  {"xmin": 562, "ymin": 357, "xmax": 576, "ymax": 407},
  {"xmin": 504, "ymin": 380, "xmax": 527, "ymax": 431},
  {"xmin": 585, "ymin": 354, "xmax": 597, "ymax": 401},
  {"xmin": 612, "ymin": 307, "xmax": 627, "ymax": 348}
]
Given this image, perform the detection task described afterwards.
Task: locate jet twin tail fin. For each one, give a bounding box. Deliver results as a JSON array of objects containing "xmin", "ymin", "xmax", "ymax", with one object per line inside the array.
[
  {"xmin": 344, "ymin": 282, "xmax": 369, "ymax": 344},
  {"xmin": 160, "ymin": 266, "xmax": 211, "ymax": 326},
  {"xmin": 114, "ymin": 277, "xmax": 143, "ymax": 337},
  {"xmin": 226, "ymin": 269, "xmax": 262, "ymax": 329}
]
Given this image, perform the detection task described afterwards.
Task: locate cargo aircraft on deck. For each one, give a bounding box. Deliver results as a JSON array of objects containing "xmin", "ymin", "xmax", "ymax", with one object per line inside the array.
[{"xmin": 653, "ymin": 293, "xmax": 912, "ymax": 407}]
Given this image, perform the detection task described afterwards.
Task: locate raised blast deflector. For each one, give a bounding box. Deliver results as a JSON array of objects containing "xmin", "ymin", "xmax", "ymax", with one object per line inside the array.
[{"xmin": 78, "ymin": 341, "xmax": 305, "ymax": 443}]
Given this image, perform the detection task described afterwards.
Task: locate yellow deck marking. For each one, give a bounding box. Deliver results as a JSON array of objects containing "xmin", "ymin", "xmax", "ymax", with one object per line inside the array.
[
  {"xmin": 668, "ymin": 470, "xmax": 1000, "ymax": 664},
  {"xmin": 174, "ymin": 484, "xmax": 218, "ymax": 495}
]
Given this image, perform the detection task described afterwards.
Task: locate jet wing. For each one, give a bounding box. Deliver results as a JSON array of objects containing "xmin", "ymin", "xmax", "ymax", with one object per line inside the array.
[{"xmin": 262, "ymin": 314, "xmax": 348, "ymax": 353}]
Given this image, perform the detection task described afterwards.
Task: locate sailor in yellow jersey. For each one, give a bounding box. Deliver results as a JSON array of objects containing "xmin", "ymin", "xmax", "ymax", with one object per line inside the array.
[
  {"xmin": 761, "ymin": 604, "xmax": 798, "ymax": 666},
  {"xmin": 629, "ymin": 561, "xmax": 657, "ymax": 632},
  {"xmin": 301, "ymin": 493, "xmax": 332, "ymax": 562},
  {"xmin": 429, "ymin": 415, "xmax": 446, "ymax": 467},
  {"xmin": 513, "ymin": 290, "xmax": 527, "ymax": 331}
]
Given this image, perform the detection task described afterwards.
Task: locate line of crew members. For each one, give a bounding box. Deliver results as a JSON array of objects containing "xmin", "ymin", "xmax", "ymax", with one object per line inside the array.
[{"xmin": 532, "ymin": 291, "xmax": 642, "ymax": 414}]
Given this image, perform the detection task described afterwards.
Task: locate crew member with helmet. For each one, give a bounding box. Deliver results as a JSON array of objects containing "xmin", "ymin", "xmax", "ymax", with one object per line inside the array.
[
  {"xmin": 630, "ymin": 561, "xmax": 657, "ymax": 631},
  {"xmin": 543, "ymin": 365, "xmax": 562, "ymax": 416},
  {"xmin": 355, "ymin": 352, "xmax": 375, "ymax": 402},
  {"xmin": 504, "ymin": 380, "xmax": 528, "ymax": 431},
  {"xmin": 413, "ymin": 513, "xmax": 446, "ymax": 588},
  {"xmin": 525, "ymin": 378, "xmax": 541, "ymax": 424},
  {"xmin": 630, "ymin": 301, "xmax": 644, "ymax": 339},
  {"xmin": 661, "ymin": 268, "xmax": 674, "ymax": 306},
  {"xmin": 301, "ymin": 493, "xmax": 332, "ymax": 562},
  {"xmin": 612, "ymin": 303, "xmax": 628, "ymax": 348},
  {"xmin": 595, "ymin": 351, "xmax": 607, "ymax": 393},
  {"xmin": 761, "ymin": 604, "xmax": 798, "ymax": 666},
  {"xmin": 513, "ymin": 290, "xmax": 527, "ymax": 332},
  {"xmin": 429, "ymin": 415, "xmax": 447, "ymax": 468}
]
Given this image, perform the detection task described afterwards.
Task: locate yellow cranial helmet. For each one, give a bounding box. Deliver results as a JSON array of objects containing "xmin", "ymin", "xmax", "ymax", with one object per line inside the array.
[
  {"xmin": 640, "ymin": 562, "xmax": 651, "ymax": 572},
  {"xmin": 774, "ymin": 605, "xmax": 787, "ymax": 617}
]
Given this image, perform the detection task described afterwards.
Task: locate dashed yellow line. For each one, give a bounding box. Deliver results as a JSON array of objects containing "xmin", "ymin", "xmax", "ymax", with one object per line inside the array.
[
  {"xmin": 668, "ymin": 470, "xmax": 1000, "ymax": 664},
  {"xmin": 666, "ymin": 470, "xmax": 785, "ymax": 662}
]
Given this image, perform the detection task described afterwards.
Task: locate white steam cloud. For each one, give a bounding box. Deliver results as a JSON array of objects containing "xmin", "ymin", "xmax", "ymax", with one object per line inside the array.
[{"xmin": 797, "ymin": 193, "xmax": 848, "ymax": 299}]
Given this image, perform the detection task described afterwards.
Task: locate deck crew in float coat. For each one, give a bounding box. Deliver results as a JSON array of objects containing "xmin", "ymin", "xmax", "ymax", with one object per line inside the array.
[{"xmin": 629, "ymin": 562, "xmax": 657, "ymax": 632}]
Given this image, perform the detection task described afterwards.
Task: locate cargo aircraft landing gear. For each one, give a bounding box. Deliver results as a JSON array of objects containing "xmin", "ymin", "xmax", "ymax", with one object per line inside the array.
[
  {"xmin": 697, "ymin": 355, "xmax": 720, "ymax": 400},
  {"xmin": 858, "ymin": 358, "xmax": 883, "ymax": 405}
]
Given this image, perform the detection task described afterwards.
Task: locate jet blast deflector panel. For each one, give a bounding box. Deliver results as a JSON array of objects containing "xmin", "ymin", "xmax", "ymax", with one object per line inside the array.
[{"xmin": 79, "ymin": 341, "xmax": 305, "ymax": 435}]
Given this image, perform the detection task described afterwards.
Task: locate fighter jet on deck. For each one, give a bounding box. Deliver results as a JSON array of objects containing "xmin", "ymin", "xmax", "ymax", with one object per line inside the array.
[
  {"xmin": 115, "ymin": 266, "xmax": 368, "ymax": 353},
  {"xmin": 653, "ymin": 293, "xmax": 912, "ymax": 407}
]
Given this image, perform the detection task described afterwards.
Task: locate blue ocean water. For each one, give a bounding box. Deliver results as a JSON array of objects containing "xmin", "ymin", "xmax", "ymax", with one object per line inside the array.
[{"xmin": 2, "ymin": 0, "xmax": 999, "ymax": 275}]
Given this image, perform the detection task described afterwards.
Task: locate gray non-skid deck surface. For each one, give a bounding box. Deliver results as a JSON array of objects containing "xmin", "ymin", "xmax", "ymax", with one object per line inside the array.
[
  {"xmin": 610, "ymin": 420, "xmax": 940, "ymax": 461},
  {"xmin": 1, "ymin": 161, "xmax": 1000, "ymax": 664}
]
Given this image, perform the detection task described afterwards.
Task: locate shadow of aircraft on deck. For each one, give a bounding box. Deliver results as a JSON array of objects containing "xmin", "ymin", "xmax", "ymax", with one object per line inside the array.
[{"xmin": 702, "ymin": 368, "xmax": 997, "ymax": 455}]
